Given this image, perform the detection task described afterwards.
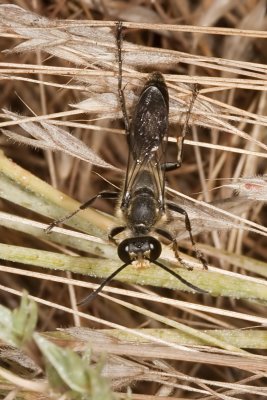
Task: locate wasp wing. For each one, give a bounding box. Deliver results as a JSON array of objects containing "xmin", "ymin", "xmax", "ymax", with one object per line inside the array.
[
  {"xmin": 165, "ymin": 194, "xmax": 257, "ymax": 240},
  {"xmin": 128, "ymin": 72, "xmax": 169, "ymax": 162},
  {"xmin": 122, "ymin": 72, "xmax": 169, "ymax": 208}
]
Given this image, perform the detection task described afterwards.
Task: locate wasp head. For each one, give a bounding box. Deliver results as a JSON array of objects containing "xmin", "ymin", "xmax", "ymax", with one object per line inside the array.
[{"xmin": 117, "ymin": 236, "xmax": 162, "ymax": 265}]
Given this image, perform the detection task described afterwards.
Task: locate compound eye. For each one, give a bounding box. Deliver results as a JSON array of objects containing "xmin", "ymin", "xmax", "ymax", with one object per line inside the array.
[
  {"xmin": 117, "ymin": 239, "xmax": 132, "ymax": 264},
  {"xmin": 148, "ymin": 237, "xmax": 162, "ymax": 261}
]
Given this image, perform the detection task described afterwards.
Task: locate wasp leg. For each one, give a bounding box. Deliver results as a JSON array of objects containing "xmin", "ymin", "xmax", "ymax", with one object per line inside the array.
[
  {"xmin": 161, "ymin": 162, "xmax": 181, "ymax": 172},
  {"xmin": 116, "ymin": 21, "xmax": 130, "ymax": 137},
  {"xmin": 166, "ymin": 202, "xmax": 208, "ymax": 270},
  {"xmin": 176, "ymin": 84, "xmax": 199, "ymax": 165},
  {"xmin": 45, "ymin": 191, "xmax": 119, "ymax": 233},
  {"xmin": 155, "ymin": 227, "xmax": 193, "ymax": 271},
  {"xmin": 108, "ymin": 225, "xmax": 126, "ymax": 245}
]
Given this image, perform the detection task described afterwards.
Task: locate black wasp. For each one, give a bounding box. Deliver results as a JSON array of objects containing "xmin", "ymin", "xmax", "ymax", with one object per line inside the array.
[{"xmin": 46, "ymin": 22, "xmax": 207, "ymax": 305}]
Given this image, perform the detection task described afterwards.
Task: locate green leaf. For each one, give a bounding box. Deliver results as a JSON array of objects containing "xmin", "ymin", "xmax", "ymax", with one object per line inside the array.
[
  {"xmin": 0, "ymin": 292, "xmax": 37, "ymax": 347},
  {"xmin": 34, "ymin": 333, "xmax": 90, "ymax": 394},
  {"xmin": 34, "ymin": 333, "xmax": 117, "ymax": 399},
  {"xmin": 13, "ymin": 292, "xmax": 38, "ymax": 344}
]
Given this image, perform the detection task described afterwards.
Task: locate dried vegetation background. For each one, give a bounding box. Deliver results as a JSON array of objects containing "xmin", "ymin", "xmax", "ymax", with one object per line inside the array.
[{"xmin": 0, "ymin": 0, "xmax": 267, "ymax": 399}]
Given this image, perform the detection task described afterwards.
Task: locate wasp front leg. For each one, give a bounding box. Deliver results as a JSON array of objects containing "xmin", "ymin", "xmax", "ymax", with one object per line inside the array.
[
  {"xmin": 166, "ymin": 202, "xmax": 208, "ymax": 270},
  {"xmin": 155, "ymin": 227, "xmax": 193, "ymax": 271}
]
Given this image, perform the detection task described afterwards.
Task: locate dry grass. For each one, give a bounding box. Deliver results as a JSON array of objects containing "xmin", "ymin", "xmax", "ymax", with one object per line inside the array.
[{"xmin": 0, "ymin": 1, "xmax": 267, "ymax": 399}]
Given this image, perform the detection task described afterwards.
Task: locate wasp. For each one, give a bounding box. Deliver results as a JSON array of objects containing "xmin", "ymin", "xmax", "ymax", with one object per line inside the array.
[{"xmin": 46, "ymin": 22, "xmax": 207, "ymax": 305}]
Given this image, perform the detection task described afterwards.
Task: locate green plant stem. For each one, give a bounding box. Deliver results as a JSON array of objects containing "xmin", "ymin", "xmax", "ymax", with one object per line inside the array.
[{"xmin": 0, "ymin": 243, "xmax": 267, "ymax": 302}]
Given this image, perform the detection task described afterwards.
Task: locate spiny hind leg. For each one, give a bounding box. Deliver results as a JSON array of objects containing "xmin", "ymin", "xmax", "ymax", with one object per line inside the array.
[{"xmin": 115, "ymin": 21, "xmax": 130, "ymax": 136}]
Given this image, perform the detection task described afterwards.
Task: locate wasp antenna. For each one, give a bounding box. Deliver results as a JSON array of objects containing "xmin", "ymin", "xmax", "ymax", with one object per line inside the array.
[
  {"xmin": 152, "ymin": 259, "xmax": 207, "ymax": 294},
  {"xmin": 77, "ymin": 262, "xmax": 129, "ymax": 307}
]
